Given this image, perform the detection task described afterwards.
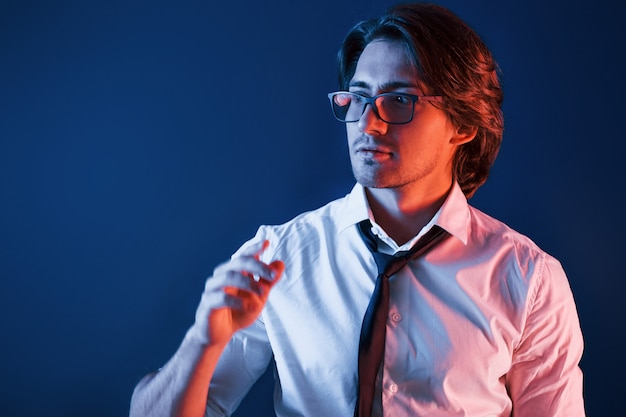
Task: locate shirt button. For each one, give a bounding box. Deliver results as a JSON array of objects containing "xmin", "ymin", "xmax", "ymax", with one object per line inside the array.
[
  {"xmin": 391, "ymin": 312, "xmax": 402, "ymax": 322},
  {"xmin": 389, "ymin": 383, "xmax": 398, "ymax": 393}
]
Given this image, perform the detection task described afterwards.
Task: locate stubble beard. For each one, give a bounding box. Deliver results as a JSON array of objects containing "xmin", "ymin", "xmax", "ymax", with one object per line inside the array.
[
  {"xmin": 352, "ymin": 158, "xmax": 406, "ymax": 189},
  {"xmin": 351, "ymin": 155, "xmax": 441, "ymax": 192}
]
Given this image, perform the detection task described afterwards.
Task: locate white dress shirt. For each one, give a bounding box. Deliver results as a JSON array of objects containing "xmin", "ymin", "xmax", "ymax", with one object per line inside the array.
[{"xmin": 206, "ymin": 183, "xmax": 585, "ymax": 416}]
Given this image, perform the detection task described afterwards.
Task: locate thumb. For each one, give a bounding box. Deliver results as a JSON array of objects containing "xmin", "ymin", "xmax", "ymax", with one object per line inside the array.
[{"xmin": 266, "ymin": 260, "xmax": 285, "ymax": 287}]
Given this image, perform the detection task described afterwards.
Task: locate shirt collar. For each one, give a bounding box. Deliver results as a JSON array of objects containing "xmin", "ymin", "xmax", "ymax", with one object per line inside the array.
[
  {"xmin": 336, "ymin": 183, "xmax": 370, "ymax": 234},
  {"xmin": 336, "ymin": 182, "xmax": 470, "ymax": 246},
  {"xmin": 433, "ymin": 181, "xmax": 470, "ymax": 245}
]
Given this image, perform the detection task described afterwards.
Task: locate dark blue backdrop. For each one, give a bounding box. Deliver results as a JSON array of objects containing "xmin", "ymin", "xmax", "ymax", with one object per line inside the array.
[{"xmin": 1, "ymin": 1, "xmax": 623, "ymax": 416}]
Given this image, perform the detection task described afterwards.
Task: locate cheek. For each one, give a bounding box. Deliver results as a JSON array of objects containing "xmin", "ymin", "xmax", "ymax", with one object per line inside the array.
[{"xmin": 408, "ymin": 117, "xmax": 455, "ymax": 147}]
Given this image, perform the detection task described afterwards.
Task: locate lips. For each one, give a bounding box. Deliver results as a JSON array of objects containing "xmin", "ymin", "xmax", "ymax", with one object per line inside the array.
[
  {"xmin": 355, "ymin": 143, "xmax": 394, "ymax": 158},
  {"xmin": 359, "ymin": 146, "xmax": 391, "ymax": 153},
  {"xmin": 352, "ymin": 134, "xmax": 396, "ymax": 161}
]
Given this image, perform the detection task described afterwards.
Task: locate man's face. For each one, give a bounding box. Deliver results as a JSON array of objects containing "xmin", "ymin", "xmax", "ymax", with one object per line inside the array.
[{"xmin": 346, "ymin": 40, "xmax": 461, "ymax": 195}]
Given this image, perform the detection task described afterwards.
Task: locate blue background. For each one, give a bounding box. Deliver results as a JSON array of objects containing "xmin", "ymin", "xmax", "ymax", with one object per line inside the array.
[{"xmin": 1, "ymin": 0, "xmax": 623, "ymax": 416}]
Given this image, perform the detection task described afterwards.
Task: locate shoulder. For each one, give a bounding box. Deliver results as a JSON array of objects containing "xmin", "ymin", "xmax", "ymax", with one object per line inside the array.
[
  {"xmin": 267, "ymin": 195, "xmax": 346, "ymax": 240},
  {"xmin": 235, "ymin": 191, "xmax": 357, "ymax": 261},
  {"xmin": 465, "ymin": 204, "xmax": 568, "ymax": 291},
  {"xmin": 467, "ymin": 205, "xmax": 545, "ymax": 258}
]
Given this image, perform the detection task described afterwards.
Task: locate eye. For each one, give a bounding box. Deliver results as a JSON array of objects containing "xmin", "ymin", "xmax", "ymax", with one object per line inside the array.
[
  {"xmin": 392, "ymin": 94, "xmax": 411, "ymax": 105},
  {"xmin": 348, "ymin": 92, "xmax": 368, "ymax": 105},
  {"xmin": 333, "ymin": 93, "xmax": 352, "ymax": 107}
]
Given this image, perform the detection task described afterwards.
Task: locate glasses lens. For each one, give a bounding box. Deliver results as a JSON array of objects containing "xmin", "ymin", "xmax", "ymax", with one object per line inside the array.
[
  {"xmin": 376, "ymin": 94, "xmax": 414, "ymax": 124},
  {"xmin": 329, "ymin": 92, "xmax": 415, "ymax": 123},
  {"xmin": 331, "ymin": 93, "xmax": 365, "ymax": 122}
]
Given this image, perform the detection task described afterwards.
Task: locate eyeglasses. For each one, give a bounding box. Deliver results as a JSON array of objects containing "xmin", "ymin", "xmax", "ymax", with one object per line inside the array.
[{"xmin": 327, "ymin": 91, "xmax": 443, "ymax": 124}]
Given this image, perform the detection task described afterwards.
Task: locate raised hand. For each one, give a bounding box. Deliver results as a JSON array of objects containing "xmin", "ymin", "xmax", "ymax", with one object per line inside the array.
[{"xmin": 192, "ymin": 240, "xmax": 284, "ymax": 347}]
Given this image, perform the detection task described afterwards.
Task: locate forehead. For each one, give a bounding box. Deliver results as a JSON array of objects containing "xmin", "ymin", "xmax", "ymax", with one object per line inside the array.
[{"xmin": 350, "ymin": 40, "xmax": 420, "ymax": 91}]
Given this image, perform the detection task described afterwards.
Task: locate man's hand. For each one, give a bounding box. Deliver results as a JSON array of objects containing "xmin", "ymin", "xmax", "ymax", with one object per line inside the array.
[{"xmin": 192, "ymin": 240, "xmax": 284, "ymax": 347}]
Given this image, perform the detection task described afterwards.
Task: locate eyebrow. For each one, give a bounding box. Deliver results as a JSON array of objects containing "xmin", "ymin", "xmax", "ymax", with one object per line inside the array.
[{"xmin": 348, "ymin": 80, "xmax": 419, "ymax": 91}]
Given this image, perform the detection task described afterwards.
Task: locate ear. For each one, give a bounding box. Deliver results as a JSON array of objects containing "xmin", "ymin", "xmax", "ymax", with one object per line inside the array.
[{"xmin": 450, "ymin": 125, "xmax": 478, "ymax": 145}]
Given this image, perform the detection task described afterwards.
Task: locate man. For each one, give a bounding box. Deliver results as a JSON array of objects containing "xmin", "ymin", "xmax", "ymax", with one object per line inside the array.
[{"xmin": 130, "ymin": 3, "xmax": 585, "ymax": 416}]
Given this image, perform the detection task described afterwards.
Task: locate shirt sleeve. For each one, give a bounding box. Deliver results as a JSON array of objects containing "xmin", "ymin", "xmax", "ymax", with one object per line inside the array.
[
  {"xmin": 204, "ymin": 227, "xmax": 275, "ymax": 416},
  {"xmin": 205, "ymin": 318, "xmax": 273, "ymax": 416},
  {"xmin": 506, "ymin": 253, "xmax": 585, "ymax": 416}
]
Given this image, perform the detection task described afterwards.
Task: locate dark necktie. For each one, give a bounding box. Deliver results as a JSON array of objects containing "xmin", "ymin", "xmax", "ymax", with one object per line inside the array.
[{"xmin": 354, "ymin": 220, "xmax": 450, "ymax": 417}]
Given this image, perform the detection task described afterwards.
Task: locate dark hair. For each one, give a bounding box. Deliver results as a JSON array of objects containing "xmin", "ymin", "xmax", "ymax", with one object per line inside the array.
[{"xmin": 337, "ymin": 3, "xmax": 504, "ymax": 198}]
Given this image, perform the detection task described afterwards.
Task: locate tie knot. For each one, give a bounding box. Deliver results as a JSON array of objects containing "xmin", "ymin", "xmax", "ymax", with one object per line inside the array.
[{"xmin": 357, "ymin": 219, "xmax": 449, "ymax": 278}]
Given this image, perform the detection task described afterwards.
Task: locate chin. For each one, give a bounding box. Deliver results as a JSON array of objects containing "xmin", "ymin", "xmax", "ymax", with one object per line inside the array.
[
  {"xmin": 353, "ymin": 172, "xmax": 396, "ymax": 189},
  {"xmin": 351, "ymin": 161, "xmax": 401, "ymax": 189}
]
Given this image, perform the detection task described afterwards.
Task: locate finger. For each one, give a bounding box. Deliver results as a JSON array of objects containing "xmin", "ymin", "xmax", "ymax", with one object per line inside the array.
[
  {"xmin": 224, "ymin": 280, "xmax": 264, "ymax": 297},
  {"xmin": 257, "ymin": 260, "xmax": 285, "ymax": 286},
  {"xmin": 248, "ymin": 240, "xmax": 270, "ymax": 281},
  {"xmin": 253, "ymin": 239, "xmax": 270, "ymax": 259},
  {"xmin": 213, "ymin": 256, "xmax": 278, "ymax": 284},
  {"xmin": 239, "ymin": 239, "xmax": 270, "ymax": 259},
  {"xmin": 198, "ymin": 290, "xmax": 243, "ymax": 315},
  {"xmin": 217, "ymin": 260, "xmax": 284, "ymax": 301},
  {"xmin": 205, "ymin": 271, "xmax": 264, "ymax": 296},
  {"xmin": 200, "ymin": 285, "xmax": 268, "ymax": 318}
]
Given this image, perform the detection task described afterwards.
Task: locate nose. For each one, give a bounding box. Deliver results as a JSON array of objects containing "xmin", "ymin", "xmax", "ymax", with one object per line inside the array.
[{"xmin": 357, "ymin": 103, "xmax": 388, "ymax": 135}]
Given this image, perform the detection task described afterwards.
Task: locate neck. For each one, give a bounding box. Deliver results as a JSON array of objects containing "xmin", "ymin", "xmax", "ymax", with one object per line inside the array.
[{"xmin": 365, "ymin": 182, "xmax": 452, "ymax": 246}]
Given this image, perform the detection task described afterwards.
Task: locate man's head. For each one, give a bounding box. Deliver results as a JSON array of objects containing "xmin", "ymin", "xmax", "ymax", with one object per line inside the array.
[{"xmin": 337, "ymin": 3, "xmax": 503, "ymax": 198}]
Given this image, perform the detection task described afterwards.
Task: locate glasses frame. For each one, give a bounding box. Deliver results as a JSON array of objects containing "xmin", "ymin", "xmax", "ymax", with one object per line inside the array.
[{"xmin": 327, "ymin": 91, "xmax": 443, "ymax": 125}]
